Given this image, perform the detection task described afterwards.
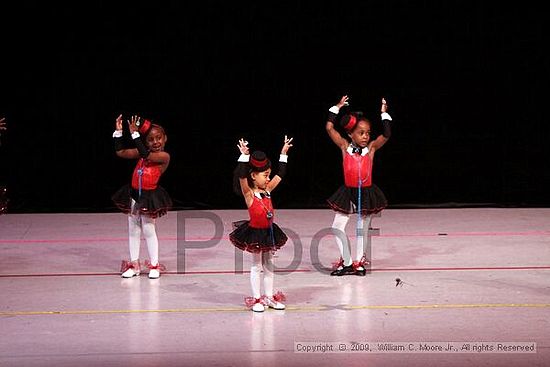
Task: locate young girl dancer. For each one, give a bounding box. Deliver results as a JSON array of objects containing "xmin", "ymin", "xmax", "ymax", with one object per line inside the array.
[
  {"xmin": 325, "ymin": 95, "xmax": 393, "ymax": 276},
  {"xmin": 230, "ymin": 136, "xmax": 293, "ymax": 312},
  {"xmin": 112, "ymin": 114, "xmax": 172, "ymax": 279}
]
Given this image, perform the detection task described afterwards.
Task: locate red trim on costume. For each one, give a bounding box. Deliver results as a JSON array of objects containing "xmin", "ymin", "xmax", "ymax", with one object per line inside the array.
[
  {"xmin": 229, "ymin": 235, "xmax": 286, "ymax": 254},
  {"xmin": 327, "ymin": 199, "xmax": 386, "ymax": 217}
]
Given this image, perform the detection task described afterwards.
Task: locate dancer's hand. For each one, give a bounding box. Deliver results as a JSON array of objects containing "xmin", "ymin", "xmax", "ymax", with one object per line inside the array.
[
  {"xmin": 237, "ymin": 138, "xmax": 249, "ymax": 155},
  {"xmin": 128, "ymin": 115, "xmax": 141, "ymax": 133},
  {"xmin": 337, "ymin": 95, "xmax": 349, "ymax": 109},
  {"xmin": 115, "ymin": 114, "xmax": 123, "ymax": 131},
  {"xmin": 281, "ymin": 135, "xmax": 293, "ymax": 155},
  {"xmin": 381, "ymin": 98, "xmax": 388, "ymax": 113}
]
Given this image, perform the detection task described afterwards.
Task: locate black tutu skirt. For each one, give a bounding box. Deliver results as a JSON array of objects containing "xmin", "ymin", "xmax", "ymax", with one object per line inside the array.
[
  {"xmin": 327, "ymin": 184, "xmax": 387, "ymax": 216},
  {"xmin": 229, "ymin": 220, "xmax": 288, "ymax": 254},
  {"xmin": 112, "ymin": 184, "xmax": 172, "ymax": 218}
]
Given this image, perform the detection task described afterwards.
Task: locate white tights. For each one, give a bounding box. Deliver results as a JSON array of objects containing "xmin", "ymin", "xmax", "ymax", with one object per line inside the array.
[
  {"xmin": 332, "ymin": 212, "xmax": 372, "ymax": 266},
  {"xmin": 127, "ymin": 201, "xmax": 159, "ymax": 266},
  {"xmin": 250, "ymin": 252, "xmax": 275, "ymax": 299}
]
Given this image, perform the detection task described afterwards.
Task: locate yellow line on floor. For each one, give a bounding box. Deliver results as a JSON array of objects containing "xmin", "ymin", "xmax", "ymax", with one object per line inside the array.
[
  {"xmin": 346, "ymin": 303, "xmax": 550, "ymax": 310},
  {"xmin": 2, "ymin": 303, "xmax": 550, "ymax": 316}
]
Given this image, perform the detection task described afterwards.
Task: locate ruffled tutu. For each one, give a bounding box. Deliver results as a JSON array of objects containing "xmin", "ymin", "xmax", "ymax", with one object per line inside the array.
[
  {"xmin": 112, "ymin": 184, "xmax": 172, "ymax": 218},
  {"xmin": 327, "ymin": 184, "xmax": 387, "ymax": 216},
  {"xmin": 229, "ymin": 220, "xmax": 288, "ymax": 254}
]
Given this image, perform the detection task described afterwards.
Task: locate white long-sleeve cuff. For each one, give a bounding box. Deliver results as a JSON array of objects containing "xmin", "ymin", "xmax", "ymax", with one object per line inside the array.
[
  {"xmin": 329, "ymin": 106, "xmax": 340, "ymax": 114},
  {"xmin": 112, "ymin": 130, "xmax": 123, "ymax": 138},
  {"xmin": 238, "ymin": 154, "xmax": 250, "ymax": 162},
  {"xmin": 381, "ymin": 112, "xmax": 392, "ymax": 121},
  {"xmin": 279, "ymin": 154, "xmax": 288, "ymax": 163}
]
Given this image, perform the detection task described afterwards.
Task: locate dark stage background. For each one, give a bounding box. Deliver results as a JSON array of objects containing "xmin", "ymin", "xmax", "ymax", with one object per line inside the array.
[{"xmin": 0, "ymin": 2, "xmax": 548, "ymax": 213}]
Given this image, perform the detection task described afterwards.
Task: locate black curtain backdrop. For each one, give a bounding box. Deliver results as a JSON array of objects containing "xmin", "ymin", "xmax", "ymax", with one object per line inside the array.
[{"xmin": 0, "ymin": 1, "xmax": 548, "ymax": 213}]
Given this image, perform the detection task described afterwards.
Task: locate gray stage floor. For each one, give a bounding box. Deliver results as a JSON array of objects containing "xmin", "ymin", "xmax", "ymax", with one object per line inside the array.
[{"xmin": 1, "ymin": 208, "xmax": 549, "ymax": 367}]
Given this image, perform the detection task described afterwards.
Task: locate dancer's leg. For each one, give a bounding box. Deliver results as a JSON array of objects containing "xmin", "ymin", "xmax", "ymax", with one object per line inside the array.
[
  {"xmin": 332, "ymin": 212, "xmax": 352, "ymax": 266},
  {"xmin": 356, "ymin": 214, "xmax": 372, "ymax": 262},
  {"xmin": 250, "ymin": 252, "xmax": 262, "ymax": 299},
  {"xmin": 262, "ymin": 252, "xmax": 274, "ymax": 297},
  {"xmin": 141, "ymin": 215, "xmax": 159, "ymax": 266}
]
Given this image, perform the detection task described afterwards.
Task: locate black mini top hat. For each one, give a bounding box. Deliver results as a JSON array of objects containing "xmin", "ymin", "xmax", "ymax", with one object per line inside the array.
[{"xmin": 249, "ymin": 151, "xmax": 271, "ymax": 172}]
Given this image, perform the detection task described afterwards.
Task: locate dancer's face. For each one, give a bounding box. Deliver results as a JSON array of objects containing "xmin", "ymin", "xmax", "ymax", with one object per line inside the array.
[
  {"xmin": 146, "ymin": 127, "xmax": 167, "ymax": 152},
  {"xmin": 251, "ymin": 169, "xmax": 271, "ymax": 190},
  {"xmin": 348, "ymin": 120, "xmax": 371, "ymax": 148}
]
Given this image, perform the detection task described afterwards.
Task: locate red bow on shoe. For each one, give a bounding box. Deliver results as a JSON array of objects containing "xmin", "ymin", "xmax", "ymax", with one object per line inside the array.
[
  {"xmin": 352, "ymin": 254, "xmax": 370, "ymax": 270},
  {"xmin": 120, "ymin": 260, "xmax": 140, "ymax": 273},
  {"xmin": 144, "ymin": 260, "xmax": 167, "ymax": 271},
  {"xmin": 272, "ymin": 291, "xmax": 286, "ymax": 302},
  {"xmin": 244, "ymin": 297, "xmax": 264, "ymax": 309},
  {"xmin": 331, "ymin": 257, "xmax": 344, "ymax": 270}
]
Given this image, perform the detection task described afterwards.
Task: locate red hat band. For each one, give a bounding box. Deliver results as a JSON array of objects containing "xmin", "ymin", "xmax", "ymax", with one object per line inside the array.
[
  {"xmin": 138, "ymin": 119, "xmax": 151, "ymax": 134},
  {"xmin": 343, "ymin": 115, "xmax": 357, "ymax": 132},
  {"xmin": 250, "ymin": 157, "xmax": 268, "ymax": 168}
]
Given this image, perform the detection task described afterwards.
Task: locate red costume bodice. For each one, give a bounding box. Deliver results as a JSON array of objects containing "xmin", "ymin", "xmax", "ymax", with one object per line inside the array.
[
  {"xmin": 248, "ymin": 195, "xmax": 274, "ymax": 229},
  {"xmin": 131, "ymin": 158, "xmax": 162, "ymax": 190},
  {"xmin": 343, "ymin": 152, "xmax": 372, "ymax": 188}
]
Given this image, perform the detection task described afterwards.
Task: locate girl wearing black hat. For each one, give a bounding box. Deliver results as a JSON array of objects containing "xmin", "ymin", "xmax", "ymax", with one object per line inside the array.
[
  {"xmin": 325, "ymin": 95, "xmax": 393, "ymax": 276},
  {"xmin": 230, "ymin": 136, "xmax": 293, "ymax": 312},
  {"xmin": 111, "ymin": 114, "xmax": 172, "ymax": 279}
]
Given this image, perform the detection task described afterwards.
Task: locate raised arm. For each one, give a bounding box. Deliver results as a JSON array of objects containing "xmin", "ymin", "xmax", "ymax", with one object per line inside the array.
[
  {"xmin": 235, "ymin": 138, "xmax": 254, "ymax": 207},
  {"xmin": 268, "ymin": 135, "xmax": 293, "ymax": 192},
  {"xmin": 113, "ymin": 114, "xmax": 139, "ymax": 159},
  {"xmin": 326, "ymin": 95, "xmax": 350, "ymax": 150},
  {"xmin": 369, "ymin": 98, "xmax": 392, "ymax": 151}
]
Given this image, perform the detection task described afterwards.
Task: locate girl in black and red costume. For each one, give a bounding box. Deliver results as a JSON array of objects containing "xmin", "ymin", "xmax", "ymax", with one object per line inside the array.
[
  {"xmin": 112, "ymin": 114, "xmax": 172, "ymax": 279},
  {"xmin": 325, "ymin": 95, "xmax": 393, "ymax": 276},
  {"xmin": 230, "ymin": 136, "xmax": 293, "ymax": 312}
]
